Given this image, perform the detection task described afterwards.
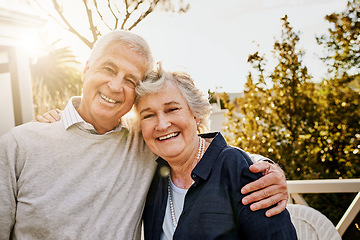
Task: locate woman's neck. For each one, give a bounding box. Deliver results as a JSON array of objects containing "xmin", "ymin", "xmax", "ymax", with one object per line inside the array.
[{"xmin": 169, "ymin": 137, "xmax": 207, "ymax": 189}]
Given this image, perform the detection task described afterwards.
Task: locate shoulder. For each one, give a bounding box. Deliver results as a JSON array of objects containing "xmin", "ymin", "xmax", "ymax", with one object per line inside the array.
[
  {"xmin": 207, "ymin": 142, "xmax": 262, "ymax": 189},
  {"xmin": 3, "ymin": 121, "xmax": 58, "ymax": 138},
  {"xmin": 11, "ymin": 121, "xmax": 64, "ymax": 138},
  {"xmin": 202, "ymin": 132, "xmax": 253, "ymax": 165},
  {"xmin": 0, "ymin": 121, "xmax": 79, "ymax": 152},
  {"xmin": 216, "ymin": 144, "xmax": 254, "ymax": 171}
]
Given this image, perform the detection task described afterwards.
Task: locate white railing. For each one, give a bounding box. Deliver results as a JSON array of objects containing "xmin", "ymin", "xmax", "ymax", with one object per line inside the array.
[{"xmin": 287, "ymin": 178, "xmax": 360, "ymax": 237}]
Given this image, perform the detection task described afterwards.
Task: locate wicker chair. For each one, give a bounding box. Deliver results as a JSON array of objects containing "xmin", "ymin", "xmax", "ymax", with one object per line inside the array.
[{"xmin": 286, "ymin": 204, "xmax": 342, "ymax": 240}]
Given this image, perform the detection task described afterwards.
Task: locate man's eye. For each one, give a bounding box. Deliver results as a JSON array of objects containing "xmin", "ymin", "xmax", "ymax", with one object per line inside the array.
[
  {"xmin": 125, "ymin": 79, "xmax": 136, "ymax": 88},
  {"xmin": 104, "ymin": 67, "xmax": 115, "ymax": 74}
]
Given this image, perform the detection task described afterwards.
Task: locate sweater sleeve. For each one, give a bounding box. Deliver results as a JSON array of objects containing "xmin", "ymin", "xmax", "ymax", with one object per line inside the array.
[{"xmin": 0, "ymin": 132, "xmax": 18, "ymax": 239}]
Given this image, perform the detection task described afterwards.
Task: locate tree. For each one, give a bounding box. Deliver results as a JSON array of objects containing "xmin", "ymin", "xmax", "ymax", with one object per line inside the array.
[
  {"xmin": 223, "ymin": 15, "xmax": 318, "ymax": 180},
  {"xmin": 28, "ymin": 0, "xmax": 190, "ymax": 49},
  {"xmin": 315, "ymin": 1, "xmax": 360, "ymax": 237},
  {"xmin": 310, "ymin": 0, "xmax": 360, "ymax": 181},
  {"xmin": 222, "ymin": 3, "xmax": 360, "ymax": 237},
  {"xmin": 317, "ymin": 0, "xmax": 360, "ymax": 82},
  {"xmin": 30, "ymin": 41, "xmax": 83, "ymax": 116}
]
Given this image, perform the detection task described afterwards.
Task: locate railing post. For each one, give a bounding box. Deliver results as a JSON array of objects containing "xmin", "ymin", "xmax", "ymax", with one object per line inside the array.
[{"xmin": 336, "ymin": 192, "xmax": 360, "ymax": 236}]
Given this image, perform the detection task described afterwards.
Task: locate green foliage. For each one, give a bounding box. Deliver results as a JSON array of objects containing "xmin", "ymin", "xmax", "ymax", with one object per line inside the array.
[
  {"xmin": 223, "ymin": 15, "xmax": 322, "ymax": 180},
  {"xmin": 317, "ymin": 0, "xmax": 360, "ymax": 80},
  {"xmin": 30, "ymin": 42, "xmax": 83, "ymax": 116},
  {"xmin": 221, "ymin": 3, "xmax": 360, "ymax": 237}
]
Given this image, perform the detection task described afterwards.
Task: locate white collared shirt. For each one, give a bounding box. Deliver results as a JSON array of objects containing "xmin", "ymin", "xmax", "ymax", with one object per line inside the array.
[{"xmin": 62, "ymin": 96, "xmax": 125, "ymax": 135}]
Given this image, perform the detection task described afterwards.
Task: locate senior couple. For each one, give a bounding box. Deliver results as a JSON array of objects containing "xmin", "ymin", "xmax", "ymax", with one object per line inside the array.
[{"xmin": 0, "ymin": 30, "xmax": 296, "ymax": 239}]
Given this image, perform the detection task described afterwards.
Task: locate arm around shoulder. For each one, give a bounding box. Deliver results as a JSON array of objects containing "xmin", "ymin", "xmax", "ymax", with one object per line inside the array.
[{"xmin": 241, "ymin": 155, "xmax": 289, "ymax": 217}]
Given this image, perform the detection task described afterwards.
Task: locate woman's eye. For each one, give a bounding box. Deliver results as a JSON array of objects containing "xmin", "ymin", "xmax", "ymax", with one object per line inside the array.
[
  {"xmin": 168, "ymin": 108, "xmax": 180, "ymax": 112},
  {"xmin": 142, "ymin": 114, "xmax": 154, "ymax": 120}
]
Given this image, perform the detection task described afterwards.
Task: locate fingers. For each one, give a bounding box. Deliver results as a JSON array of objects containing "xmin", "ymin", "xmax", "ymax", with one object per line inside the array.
[
  {"xmin": 48, "ymin": 109, "xmax": 61, "ymax": 121},
  {"xmin": 241, "ymin": 161, "xmax": 289, "ymax": 217},
  {"xmin": 35, "ymin": 114, "xmax": 52, "ymax": 123},
  {"xmin": 242, "ymin": 183, "xmax": 285, "ymax": 204},
  {"xmin": 241, "ymin": 166, "xmax": 284, "ymax": 195},
  {"xmin": 35, "ymin": 109, "xmax": 61, "ymax": 123},
  {"xmin": 265, "ymin": 199, "xmax": 287, "ymax": 217},
  {"xmin": 248, "ymin": 161, "xmax": 272, "ymax": 175},
  {"xmin": 244, "ymin": 187, "xmax": 288, "ymax": 209}
]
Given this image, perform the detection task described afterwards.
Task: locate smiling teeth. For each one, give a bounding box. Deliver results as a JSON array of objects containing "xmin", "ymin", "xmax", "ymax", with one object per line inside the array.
[
  {"xmin": 99, "ymin": 92, "xmax": 117, "ymax": 103},
  {"xmin": 158, "ymin": 133, "xmax": 179, "ymax": 141}
]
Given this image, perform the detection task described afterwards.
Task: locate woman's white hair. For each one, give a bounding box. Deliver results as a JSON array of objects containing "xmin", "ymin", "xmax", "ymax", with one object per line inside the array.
[
  {"xmin": 87, "ymin": 30, "xmax": 154, "ymax": 74},
  {"xmin": 135, "ymin": 64, "xmax": 212, "ymax": 133}
]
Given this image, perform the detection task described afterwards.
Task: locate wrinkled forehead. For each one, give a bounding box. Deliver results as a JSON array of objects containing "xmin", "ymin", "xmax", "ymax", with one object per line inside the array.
[{"xmin": 89, "ymin": 40, "xmax": 151, "ymax": 73}]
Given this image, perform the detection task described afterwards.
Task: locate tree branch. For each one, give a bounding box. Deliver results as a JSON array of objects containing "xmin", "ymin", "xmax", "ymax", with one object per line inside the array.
[
  {"xmin": 51, "ymin": 0, "xmax": 93, "ymax": 48},
  {"xmin": 105, "ymin": 0, "xmax": 119, "ymax": 29},
  {"xmin": 93, "ymin": 0, "xmax": 112, "ymax": 30},
  {"xmin": 121, "ymin": 0, "xmax": 132, "ymax": 30},
  {"xmin": 128, "ymin": 0, "xmax": 160, "ymax": 30},
  {"xmin": 82, "ymin": 0, "xmax": 99, "ymax": 45}
]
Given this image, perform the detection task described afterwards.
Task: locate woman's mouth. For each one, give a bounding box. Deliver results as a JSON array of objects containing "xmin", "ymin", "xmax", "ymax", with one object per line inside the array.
[{"xmin": 158, "ymin": 132, "xmax": 179, "ymax": 141}]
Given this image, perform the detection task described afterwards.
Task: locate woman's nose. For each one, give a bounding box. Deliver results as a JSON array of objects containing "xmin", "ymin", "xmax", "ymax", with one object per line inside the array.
[{"xmin": 155, "ymin": 115, "xmax": 171, "ymax": 131}]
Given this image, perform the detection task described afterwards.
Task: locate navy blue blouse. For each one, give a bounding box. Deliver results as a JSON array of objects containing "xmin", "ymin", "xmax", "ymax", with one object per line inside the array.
[{"xmin": 143, "ymin": 132, "xmax": 297, "ymax": 240}]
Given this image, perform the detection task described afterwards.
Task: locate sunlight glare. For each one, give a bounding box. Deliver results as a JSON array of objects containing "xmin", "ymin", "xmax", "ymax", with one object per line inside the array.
[{"xmin": 18, "ymin": 33, "xmax": 46, "ymax": 60}]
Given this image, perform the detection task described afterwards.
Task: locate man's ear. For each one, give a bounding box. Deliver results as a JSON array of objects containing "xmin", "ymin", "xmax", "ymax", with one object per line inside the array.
[{"xmin": 81, "ymin": 61, "xmax": 90, "ymax": 82}]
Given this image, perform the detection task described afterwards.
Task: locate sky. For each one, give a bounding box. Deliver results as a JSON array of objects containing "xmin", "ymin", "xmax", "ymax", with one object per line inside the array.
[
  {"xmin": 131, "ymin": 0, "xmax": 348, "ymax": 94},
  {"xmin": 13, "ymin": 0, "xmax": 349, "ymax": 94}
]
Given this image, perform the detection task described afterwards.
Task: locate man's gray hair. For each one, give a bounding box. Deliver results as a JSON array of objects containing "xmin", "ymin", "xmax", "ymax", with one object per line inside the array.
[{"xmin": 88, "ymin": 30, "xmax": 154, "ymax": 74}]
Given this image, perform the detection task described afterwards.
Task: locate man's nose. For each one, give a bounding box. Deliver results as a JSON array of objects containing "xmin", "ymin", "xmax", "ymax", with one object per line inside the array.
[{"xmin": 108, "ymin": 75, "xmax": 125, "ymax": 92}]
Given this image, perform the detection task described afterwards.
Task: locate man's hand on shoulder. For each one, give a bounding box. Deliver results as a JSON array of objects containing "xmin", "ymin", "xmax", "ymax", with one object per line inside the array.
[
  {"xmin": 34, "ymin": 109, "xmax": 62, "ymax": 123},
  {"xmin": 241, "ymin": 161, "xmax": 288, "ymax": 217}
]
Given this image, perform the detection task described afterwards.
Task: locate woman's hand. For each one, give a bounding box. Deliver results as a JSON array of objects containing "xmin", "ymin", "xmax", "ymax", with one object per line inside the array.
[
  {"xmin": 35, "ymin": 109, "xmax": 62, "ymax": 123},
  {"xmin": 241, "ymin": 161, "xmax": 288, "ymax": 217}
]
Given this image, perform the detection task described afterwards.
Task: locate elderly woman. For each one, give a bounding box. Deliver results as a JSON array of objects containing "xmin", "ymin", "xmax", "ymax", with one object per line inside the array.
[{"xmin": 136, "ymin": 66, "xmax": 297, "ymax": 240}]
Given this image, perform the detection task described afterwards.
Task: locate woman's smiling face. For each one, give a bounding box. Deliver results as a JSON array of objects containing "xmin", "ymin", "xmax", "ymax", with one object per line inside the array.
[{"xmin": 137, "ymin": 82, "xmax": 199, "ymax": 162}]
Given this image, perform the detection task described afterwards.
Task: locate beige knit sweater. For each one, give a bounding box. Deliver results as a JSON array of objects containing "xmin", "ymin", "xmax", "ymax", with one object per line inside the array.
[{"xmin": 0, "ymin": 120, "xmax": 157, "ymax": 240}]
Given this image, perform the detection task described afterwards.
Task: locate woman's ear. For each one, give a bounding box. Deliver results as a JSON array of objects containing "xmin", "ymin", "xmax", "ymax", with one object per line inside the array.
[{"xmin": 195, "ymin": 117, "xmax": 200, "ymax": 126}]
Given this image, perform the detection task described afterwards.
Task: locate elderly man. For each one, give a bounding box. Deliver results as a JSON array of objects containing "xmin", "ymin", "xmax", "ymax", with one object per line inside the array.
[{"xmin": 0, "ymin": 30, "xmax": 287, "ymax": 239}]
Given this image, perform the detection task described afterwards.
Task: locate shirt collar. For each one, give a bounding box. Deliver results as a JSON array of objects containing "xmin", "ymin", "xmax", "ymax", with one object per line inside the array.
[
  {"xmin": 62, "ymin": 96, "xmax": 127, "ymax": 134},
  {"xmin": 192, "ymin": 132, "xmax": 227, "ymax": 181},
  {"xmin": 155, "ymin": 132, "xmax": 227, "ymax": 182}
]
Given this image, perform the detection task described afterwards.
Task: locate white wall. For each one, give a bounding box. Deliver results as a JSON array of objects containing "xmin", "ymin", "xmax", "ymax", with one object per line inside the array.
[
  {"xmin": 0, "ymin": 4, "xmax": 46, "ymax": 136},
  {"xmin": 0, "ymin": 72, "xmax": 15, "ymax": 135},
  {"xmin": 209, "ymin": 103, "xmax": 228, "ymax": 134}
]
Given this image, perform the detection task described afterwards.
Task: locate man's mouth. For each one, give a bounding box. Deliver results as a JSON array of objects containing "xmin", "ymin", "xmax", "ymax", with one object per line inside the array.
[
  {"xmin": 158, "ymin": 132, "xmax": 179, "ymax": 141},
  {"xmin": 99, "ymin": 91, "xmax": 120, "ymax": 104}
]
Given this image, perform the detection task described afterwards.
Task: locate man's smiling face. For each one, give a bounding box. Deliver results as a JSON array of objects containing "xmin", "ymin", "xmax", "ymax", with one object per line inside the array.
[{"xmin": 78, "ymin": 42, "xmax": 147, "ymax": 134}]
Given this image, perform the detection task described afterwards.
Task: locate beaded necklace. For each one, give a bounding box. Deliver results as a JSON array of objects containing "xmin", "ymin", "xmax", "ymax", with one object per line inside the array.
[{"xmin": 168, "ymin": 137, "xmax": 205, "ymax": 228}]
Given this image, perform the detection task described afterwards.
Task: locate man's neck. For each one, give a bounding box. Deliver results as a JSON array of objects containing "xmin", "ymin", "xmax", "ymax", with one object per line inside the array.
[{"xmin": 75, "ymin": 106, "xmax": 120, "ymax": 135}]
